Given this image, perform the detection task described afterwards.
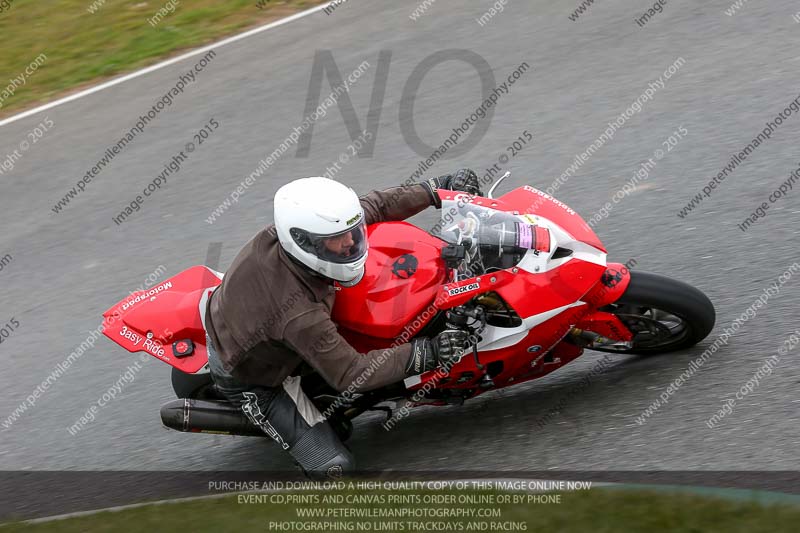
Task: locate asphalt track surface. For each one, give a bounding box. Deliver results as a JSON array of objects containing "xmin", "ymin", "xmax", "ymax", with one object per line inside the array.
[{"xmin": 1, "ymin": 0, "xmax": 800, "ymax": 518}]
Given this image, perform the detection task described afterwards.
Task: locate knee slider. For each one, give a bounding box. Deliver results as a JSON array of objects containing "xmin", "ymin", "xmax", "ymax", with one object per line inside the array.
[
  {"xmin": 312, "ymin": 450, "xmax": 356, "ymax": 480},
  {"xmin": 290, "ymin": 422, "xmax": 355, "ymax": 479}
]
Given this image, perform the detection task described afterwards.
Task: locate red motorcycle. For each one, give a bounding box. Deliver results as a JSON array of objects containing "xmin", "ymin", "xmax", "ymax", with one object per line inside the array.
[{"xmin": 102, "ymin": 174, "xmax": 715, "ymax": 439}]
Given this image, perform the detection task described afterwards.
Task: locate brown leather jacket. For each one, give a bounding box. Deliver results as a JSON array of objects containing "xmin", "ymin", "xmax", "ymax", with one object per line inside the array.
[{"xmin": 205, "ymin": 184, "xmax": 436, "ymax": 391}]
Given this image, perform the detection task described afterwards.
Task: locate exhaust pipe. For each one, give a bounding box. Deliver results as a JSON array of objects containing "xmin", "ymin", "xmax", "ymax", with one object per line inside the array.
[{"xmin": 160, "ymin": 398, "xmax": 264, "ymax": 437}]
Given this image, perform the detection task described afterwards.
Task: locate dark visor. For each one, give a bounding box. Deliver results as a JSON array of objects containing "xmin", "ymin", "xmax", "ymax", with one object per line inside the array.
[{"xmin": 290, "ymin": 222, "xmax": 367, "ymax": 264}]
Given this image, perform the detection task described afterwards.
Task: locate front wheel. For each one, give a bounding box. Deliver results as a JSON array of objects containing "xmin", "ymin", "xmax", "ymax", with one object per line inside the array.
[{"xmin": 592, "ymin": 271, "xmax": 715, "ymax": 355}]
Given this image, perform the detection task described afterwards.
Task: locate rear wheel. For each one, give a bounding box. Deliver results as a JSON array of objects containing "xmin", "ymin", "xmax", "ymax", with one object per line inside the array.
[{"xmin": 591, "ymin": 271, "xmax": 715, "ymax": 355}]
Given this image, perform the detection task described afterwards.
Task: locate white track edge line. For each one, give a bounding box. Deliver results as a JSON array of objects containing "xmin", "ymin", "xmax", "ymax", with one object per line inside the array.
[{"xmin": 0, "ymin": 3, "xmax": 330, "ymax": 129}]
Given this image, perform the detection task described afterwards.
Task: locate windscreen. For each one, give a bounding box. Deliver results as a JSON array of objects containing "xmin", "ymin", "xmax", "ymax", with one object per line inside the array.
[{"xmin": 436, "ymin": 200, "xmax": 534, "ymax": 277}]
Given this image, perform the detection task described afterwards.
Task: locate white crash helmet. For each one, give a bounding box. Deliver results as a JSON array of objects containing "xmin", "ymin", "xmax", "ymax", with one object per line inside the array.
[{"xmin": 274, "ymin": 177, "xmax": 368, "ymax": 287}]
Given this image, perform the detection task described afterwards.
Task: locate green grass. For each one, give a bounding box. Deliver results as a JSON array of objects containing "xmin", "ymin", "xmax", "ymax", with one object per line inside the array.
[
  {"xmin": 4, "ymin": 488, "xmax": 800, "ymax": 532},
  {"xmin": 0, "ymin": 0, "xmax": 323, "ymax": 115}
]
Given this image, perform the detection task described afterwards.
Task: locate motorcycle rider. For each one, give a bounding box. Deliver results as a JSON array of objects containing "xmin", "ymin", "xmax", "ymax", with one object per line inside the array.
[{"xmin": 204, "ymin": 169, "xmax": 483, "ymax": 479}]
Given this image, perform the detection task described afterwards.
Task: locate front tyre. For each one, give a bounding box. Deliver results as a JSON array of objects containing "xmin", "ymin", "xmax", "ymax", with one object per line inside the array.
[{"xmin": 593, "ymin": 271, "xmax": 715, "ymax": 355}]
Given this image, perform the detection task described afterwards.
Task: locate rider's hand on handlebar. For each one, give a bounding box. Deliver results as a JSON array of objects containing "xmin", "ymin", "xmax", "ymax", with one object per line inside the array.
[
  {"xmin": 434, "ymin": 329, "xmax": 472, "ymax": 366},
  {"xmin": 407, "ymin": 330, "xmax": 472, "ymax": 375},
  {"xmin": 423, "ymin": 168, "xmax": 484, "ymax": 201}
]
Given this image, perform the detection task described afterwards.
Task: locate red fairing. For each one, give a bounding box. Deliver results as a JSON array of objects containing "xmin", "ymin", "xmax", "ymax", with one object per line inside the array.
[
  {"xmin": 410, "ymin": 259, "xmax": 607, "ymax": 393},
  {"xmin": 102, "ymin": 265, "xmax": 222, "ymax": 373},
  {"xmin": 581, "ymin": 262, "xmax": 633, "ymax": 308},
  {"xmin": 498, "ymin": 257, "xmax": 606, "ymax": 320},
  {"xmin": 575, "ymin": 312, "xmax": 634, "ymax": 343},
  {"xmin": 408, "ymin": 307, "xmax": 591, "ymax": 396},
  {"xmin": 494, "ymin": 185, "xmax": 606, "ymax": 253},
  {"xmin": 332, "ymin": 222, "xmax": 447, "ymax": 342}
]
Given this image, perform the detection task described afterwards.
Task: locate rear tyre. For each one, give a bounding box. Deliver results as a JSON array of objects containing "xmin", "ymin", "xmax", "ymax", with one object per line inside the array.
[{"xmin": 592, "ymin": 271, "xmax": 715, "ymax": 355}]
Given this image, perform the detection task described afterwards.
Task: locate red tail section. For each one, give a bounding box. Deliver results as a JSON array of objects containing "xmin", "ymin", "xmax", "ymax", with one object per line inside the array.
[{"xmin": 102, "ymin": 266, "xmax": 222, "ymax": 373}]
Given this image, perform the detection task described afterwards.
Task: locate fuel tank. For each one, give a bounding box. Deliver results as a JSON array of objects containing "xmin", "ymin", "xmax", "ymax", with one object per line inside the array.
[{"xmin": 332, "ymin": 222, "xmax": 447, "ymax": 341}]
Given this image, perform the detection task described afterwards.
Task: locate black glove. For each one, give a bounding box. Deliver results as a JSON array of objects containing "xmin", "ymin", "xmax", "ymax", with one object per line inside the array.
[
  {"xmin": 406, "ymin": 330, "xmax": 471, "ymax": 375},
  {"xmin": 421, "ymin": 169, "xmax": 484, "ymax": 207}
]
